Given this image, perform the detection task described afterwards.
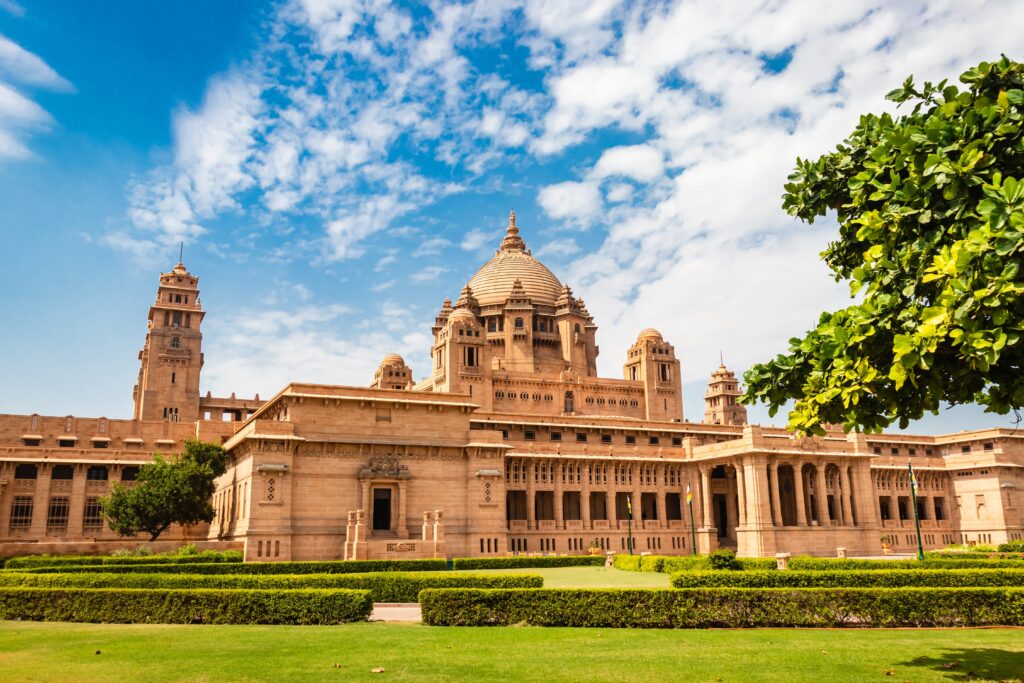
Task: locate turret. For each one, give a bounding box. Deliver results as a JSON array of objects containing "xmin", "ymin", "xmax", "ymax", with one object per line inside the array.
[
  {"xmin": 623, "ymin": 328, "xmax": 683, "ymax": 421},
  {"xmin": 704, "ymin": 361, "xmax": 747, "ymax": 425},
  {"xmin": 372, "ymin": 354, "xmax": 414, "ymax": 390}
]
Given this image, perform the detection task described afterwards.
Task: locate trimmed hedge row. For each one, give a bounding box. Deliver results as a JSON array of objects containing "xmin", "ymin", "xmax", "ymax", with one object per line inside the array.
[
  {"xmin": 0, "ymin": 571, "xmax": 543, "ymax": 603},
  {"xmin": 3, "ymin": 552, "xmax": 243, "ymax": 569},
  {"xmin": 452, "ymin": 556, "xmax": 605, "ymax": 570},
  {"xmin": 612, "ymin": 555, "xmax": 776, "ymax": 572},
  {"xmin": 670, "ymin": 569, "xmax": 1024, "ymax": 588},
  {"xmin": 0, "ymin": 587, "xmax": 371, "ymax": 624},
  {"xmin": 19, "ymin": 558, "xmax": 449, "ymax": 575},
  {"xmin": 419, "ymin": 587, "xmax": 1024, "ymax": 628},
  {"xmin": 788, "ymin": 557, "xmax": 1024, "ymax": 571}
]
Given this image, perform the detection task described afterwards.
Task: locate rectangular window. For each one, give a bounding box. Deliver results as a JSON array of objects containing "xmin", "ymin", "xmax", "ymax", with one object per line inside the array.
[
  {"xmin": 58, "ymin": 439, "xmax": 75, "ymax": 448},
  {"xmin": 22, "ymin": 438, "xmax": 41, "ymax": 447},
  {"xmin": 524, "ymin": 430, "xmax": 536, "ymax": 441},
  {"xmin": 87, "ymin": 466, "xmax": 108, "ymax": 481},
  {"xmin": 625, "ymin": 435, "xmax": 637, "ymax": 445},
  {"xmin": 984, "ymin": 442, "xmax": 994, "ymax": 451},
  {"xmin": 83, "ymin": 498, "xmax": 103, "ymax": 528},
  {"xmin": 890, "ymin": 447, "xmax": 899, "ymax": 455},
  {"xmin": 601, "ymin": 434, "xmax": 612, "ymax": 444},
  {"xmin": 873, "ymin": 446, "xmax": 882, "ymax": 454},
  {"xmin": 671, "ymin": 437, "xmax": 682, "ymax": 447},
  {"xmin": 9, "ymin": 496, "xmax": 33, "ymax": 528},
  {"xmin": 550, "ymin": 432, "xmax": 561, "ymax": 442},
  {"xmin": 47, "ymin": 496, "xmax": 70, "ymax": 529},
  {"xmin": 121, "ymin": 466, "xmax": 139, "ymax": 481},
  {"xmin": 648, "ymin": 436, "xmax": 660, "ymax": 445},
  {"xmin": 576, "ymin": 433, "xmax": 587, "ymax": 443}
]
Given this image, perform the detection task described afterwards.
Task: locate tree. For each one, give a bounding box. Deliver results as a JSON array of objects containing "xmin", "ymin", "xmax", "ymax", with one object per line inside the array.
[
  {"xmin": 101, "ymin": 439, "xmax": 227, "ymax": 542},
  {"xmin": 743, "ymin": 57, "xmax": 1024, "ymax": 435}
]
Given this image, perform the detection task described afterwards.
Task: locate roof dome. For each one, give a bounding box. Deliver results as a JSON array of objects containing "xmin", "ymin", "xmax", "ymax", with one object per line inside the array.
[
  {"xmin": 637, "ymin": 328, "xmax": 663, "ymax": 341},
  {"xmin": 380, "ymin": 353, "xmax": 405, "ymax": 365},
  {"xmin": 448, "ymin": 308, "xmax": 478, "ymax": 323},
  {"xmin": 465, "ymin": 211, "xmax": 563, "ymax": 307}
]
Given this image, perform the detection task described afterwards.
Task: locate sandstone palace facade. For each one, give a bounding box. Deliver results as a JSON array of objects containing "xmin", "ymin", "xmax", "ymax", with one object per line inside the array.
[{"xmin": 1, "ymin": 213, "xmax": 1022, "ymax": 559}]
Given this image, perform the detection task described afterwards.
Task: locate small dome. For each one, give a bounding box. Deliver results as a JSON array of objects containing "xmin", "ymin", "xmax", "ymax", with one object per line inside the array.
[
  {"xmin": 448, "ymin": 308, "xmax": 477, "ymax": 324},
  {"xmin": 637, "ymin": 328, "xmax": 663, "ymax": 341},
  {"xmin": 380, "ymin": 353, "xmax": 405, "ymax": 365}
]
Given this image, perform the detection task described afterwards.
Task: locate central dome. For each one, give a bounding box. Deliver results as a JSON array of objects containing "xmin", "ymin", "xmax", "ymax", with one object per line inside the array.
[{"xmin": 465, "ymin": 211, "xmax": 563, "ymax": 307}]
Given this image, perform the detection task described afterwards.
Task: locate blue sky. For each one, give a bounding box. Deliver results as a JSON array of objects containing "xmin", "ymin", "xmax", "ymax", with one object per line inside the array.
[{"xmin": 0, "ymin": 0, "xmax": 1021, "ymax": 433}]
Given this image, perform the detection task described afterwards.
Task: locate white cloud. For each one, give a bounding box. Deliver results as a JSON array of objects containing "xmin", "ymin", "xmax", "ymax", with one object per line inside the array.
[
  {"xmin": 0, "ymin": 36, "xmax": 73, "ymax": 90},
  {"xmin": 0, "ymin": 1, "xmax": 24, "ymax": 17},
  {"xmin": 592, "ymin": 144, "xmax": 664, "ymax": 182},
  {"xmin": 460, "ymin": 228, "xmax": 494, "ymax": 251},
  {"xmin": 413, "ymin": 236, "xmax": 452, "ymax": 257},
  {"xmin": 538, "ymin": 180, "xmax": 601, "ymax": 222},
  {"xmin": 410, "ymin": 265, "xmax": 448, "ymax": 282},
  {"xmin": 371, "ymin": 279, "xmax": 395, "ymax": 292},
  {"xmin": 537, "ymin": 237, "xmax": 580, "ymax": 257}
]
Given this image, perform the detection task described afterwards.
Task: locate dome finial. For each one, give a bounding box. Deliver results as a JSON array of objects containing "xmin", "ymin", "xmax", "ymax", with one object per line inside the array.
[{"xmin": 500, "ymin": 209, "xmax": 526, "ymax": 252}]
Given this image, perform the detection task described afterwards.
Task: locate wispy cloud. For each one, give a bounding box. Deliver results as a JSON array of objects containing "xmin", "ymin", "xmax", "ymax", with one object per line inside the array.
[{"xmin": 0, "ymin": 34, "xmax": 71, "ymax": 160}]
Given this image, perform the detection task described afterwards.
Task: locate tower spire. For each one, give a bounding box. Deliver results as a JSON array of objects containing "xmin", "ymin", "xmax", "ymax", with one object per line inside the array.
[
  {"xmin": 179, "ymin": 241, "xmax": 184, "ymax": 265},
  {"xmin": 500, "ymin": 208, "xmax": 526, "ymax": 252}
]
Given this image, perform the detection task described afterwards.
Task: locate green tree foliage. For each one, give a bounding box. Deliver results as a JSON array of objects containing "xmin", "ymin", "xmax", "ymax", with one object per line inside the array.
[
  {"xmin": 101, "ymin": 439, "xmax": 227, "ymax": 542},
  {"xmin": 744, "ymin": 57, "xmax": 1024, "ymax": 434}
]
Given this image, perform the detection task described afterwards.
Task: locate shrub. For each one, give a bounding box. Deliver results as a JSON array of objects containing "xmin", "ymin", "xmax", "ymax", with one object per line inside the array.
[
  {"xmin": 419, "ymin": 587, "xmax": 1024, "ymax": 628},
  {"xmin": 670, "ymin": 569, "xmax": 1024, "ymax": 588},
  {"xmin": 709, "ymin": 549, "xmax": 739, "ymax": 570},
  {"xmin": 16, "ymin": 558, "xmax": 449, "ymax": 575},
  {"xmin": 3, "ymin": 551, "xmax": 242, "ymax": 570},
  {"xmin": 451, "ymin": 556, "xmax": 604, "ymax": 570},
  {"xmin": 0, "ymin": 571, "xmax": 542, "ymax": 603},
  {"xmin": 612, "ymin": 555, "xmax": 642, "ymax": 571},
  {"xmin": 0, "ymin": 587, "xmax": 371, "ymax": 624},
  {"xmin": 999, "ymin": 541, "xmax": 1024, "ymax": 553}
]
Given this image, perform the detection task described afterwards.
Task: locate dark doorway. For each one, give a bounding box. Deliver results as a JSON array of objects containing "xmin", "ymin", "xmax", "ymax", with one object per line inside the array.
[
  {"xmin": 714, "ymin": 494, "xmax": 728, "ymax": 537},
  {"xmin": 372, "ymin": 488, "xmax": 392, "ymax": 530}
]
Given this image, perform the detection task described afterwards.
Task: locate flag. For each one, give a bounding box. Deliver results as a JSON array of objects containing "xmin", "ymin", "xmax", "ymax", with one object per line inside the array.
[
  {"xmin": 686, "ymin": 484, "xmax": 693, "ymax": 505},
  {"xmin": 907, "ymin": 462, "xmax": 918, "ymax": 492},
  {"xmin": 626, "ymin": 495, "xmax": 632, "ymax": 517}
]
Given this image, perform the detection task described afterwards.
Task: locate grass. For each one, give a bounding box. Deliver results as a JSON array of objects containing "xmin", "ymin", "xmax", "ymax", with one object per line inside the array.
[
  {"xmin": 1, "ymin": 621, "xmax": 1022, "ymax": 682},
  {"xmin": 470, "ymin": 565, "xmax": 671, "ymax": 588}
]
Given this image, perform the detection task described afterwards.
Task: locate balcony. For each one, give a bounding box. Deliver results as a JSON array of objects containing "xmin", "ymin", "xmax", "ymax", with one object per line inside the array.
[
  {"xmin": 565, "ymin": 520, "xmax": 584, "ymax": 531},
  {"xmin": 537, "ymin": 520, "xmax": 556, "ymax": 531},
  {"xmin": 508, "ymin": 520, "xmax": 528, "ymax": 531}
]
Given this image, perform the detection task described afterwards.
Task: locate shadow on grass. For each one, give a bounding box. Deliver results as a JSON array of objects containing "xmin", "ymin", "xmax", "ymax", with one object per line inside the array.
[{"xmin": 897, "ymin": 648, "xmax": 1024, "ymax": 682}]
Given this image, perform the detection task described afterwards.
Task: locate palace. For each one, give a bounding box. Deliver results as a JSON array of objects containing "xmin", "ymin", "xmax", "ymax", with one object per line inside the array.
[{"xmin": 1, "ymin": 212, "xmax": 1022, "ymax": 559}]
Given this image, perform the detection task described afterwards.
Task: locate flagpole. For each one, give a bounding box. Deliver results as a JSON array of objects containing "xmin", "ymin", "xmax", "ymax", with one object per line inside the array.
[
  {"xmin": 687, "ymin": 482, "xmax": 697, "ymax": 556},
  {"xmin": 626, "ymin": 494, "xmax": 634, "ymax": 556},
  {"xmin": 908, "ymin": 461, "xmax": 925, "ymax": 561}
]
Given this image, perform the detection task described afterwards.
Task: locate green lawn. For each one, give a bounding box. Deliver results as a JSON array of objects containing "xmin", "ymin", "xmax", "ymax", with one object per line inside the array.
[
  {"xmin": 471, "ymin": 565, "xmax": 671, "ymax": 588},
  {"xmin": 1, "ymin": 621, "xmax": 1022, "ymax": 682}
]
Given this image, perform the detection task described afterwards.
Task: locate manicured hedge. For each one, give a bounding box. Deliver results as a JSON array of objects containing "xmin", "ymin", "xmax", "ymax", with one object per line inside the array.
[
  {"xmin": 419, "ymin": 587, "xmax": 1024, "ymax": 628},
  {"xmin": 452, "ymin": 556, "xmax": 605, "ymax": 570},
  {"xmin": 999, "ymin": 541, "xmax": 1024, "ymax": 553},
  {"xmin": 670, "ymin": 569, "xmax": 1024, "ymax": 588},
  {"xmin": 0, "ymin": 587, "xmax": 371, "ymax": 624},
  {"xmin": 0, "ymin": 571, "xmax": 543, "ymax": 603},
  {"xmin": 926, "ymin": 550, "xmax": 1024, "ymax": 560},
  {"xmin": 18, "ymin": 558, "xmax": 448, "ymax": 575},
  {"xmin": 788, "ymin": 556, "xmax": 1024, "ymax": 571},
  {"xmin": 612, "ymin": 555, "xmax": 776, "ymax": 572},
  {"xmin": 3, "ymin": 552, "xmax": 242, "ymax": 570}
]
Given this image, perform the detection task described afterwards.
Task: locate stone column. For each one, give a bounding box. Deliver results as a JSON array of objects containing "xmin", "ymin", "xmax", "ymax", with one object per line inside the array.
[
  {"xmin": 839, "ymin": 464, "xmax": 853, "ymax": 526},
  {"xmin": 28, "ymin": 464, "xmax": 52, "ymax": 538},
  {"xmin": 815, "ymin": 462, "xmax": 829, "ymax": 525},
  {"xmin": 553, "ymin": 460, "xmax": 564, "ymax": 530},
  {"xmin": 397, "ymin": 480, "xmax": 409, "ymax": 538},
  {"xmin": 66, "ymin": 463, "xmax": 88, "ymax": 535},
  {"xmin": 608, "ymin": 468, "xmax": 618, "ymax": 528},
  {"xmin": 700, "ymin": 465, "xmax": 713, "ymax": 528},
  {"xmin": 360, "ymin": 480, "xmax": 371, "ymax": 527},
  {"xmin": 793, "ymin": 462, "xmax": 807, "ymax": 526},
  {"xmin": 735, "ymin": 461, "xmax": 747, "ymax": 526},
  {"xmin": 725, "ymin": 469, "xmax": 737, "ymax": 534},
  {"xmin": 632, "ymin": 464, "xmax": 642, "ymax": 526},
  {"xmin": 771, "ymin": 463, "xmax": 783, "ymax": 527},
  {"xmin": 526, "ymin": 460, "xmax": 536, "ymax": 530},
  {"xmin": 655, "ymin": 464, "xmax": 666, "ymax": 528},
  {"xmin": 581, "ymin": 463, "xmax": 591, "ymax": 530}
]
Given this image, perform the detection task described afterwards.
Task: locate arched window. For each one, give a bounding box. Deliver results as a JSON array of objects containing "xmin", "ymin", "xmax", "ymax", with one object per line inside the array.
[
  {"xmin": 514, "ymin": 317, "xmax": 524, "ymax": 329},
  {"xmin": 564, "ymin": 391, "xmax": 575, "ymax": 413},
  {"xmin": 170, "ymin": 337, "xmax": 181, "ymax": 349},
  {"xmin": 574, "ymin": 323, "xmax": 581, "ymax": 333}
]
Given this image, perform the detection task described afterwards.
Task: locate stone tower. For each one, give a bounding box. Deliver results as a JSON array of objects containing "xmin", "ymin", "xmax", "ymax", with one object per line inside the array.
[
  {"xmin": 622, "ymin": 328, "xmax": 684, "ymax": 421},
  {"xmin": 371, "ymin": 354, "xmax": 414, "ymax": 390},
  {"xmin": 132, "ymin": 261, "xmax": 205, "ymax": 422},
  {"xmin": 704, "ymin": 362, "xmax": 747, "ymax": 425}
]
